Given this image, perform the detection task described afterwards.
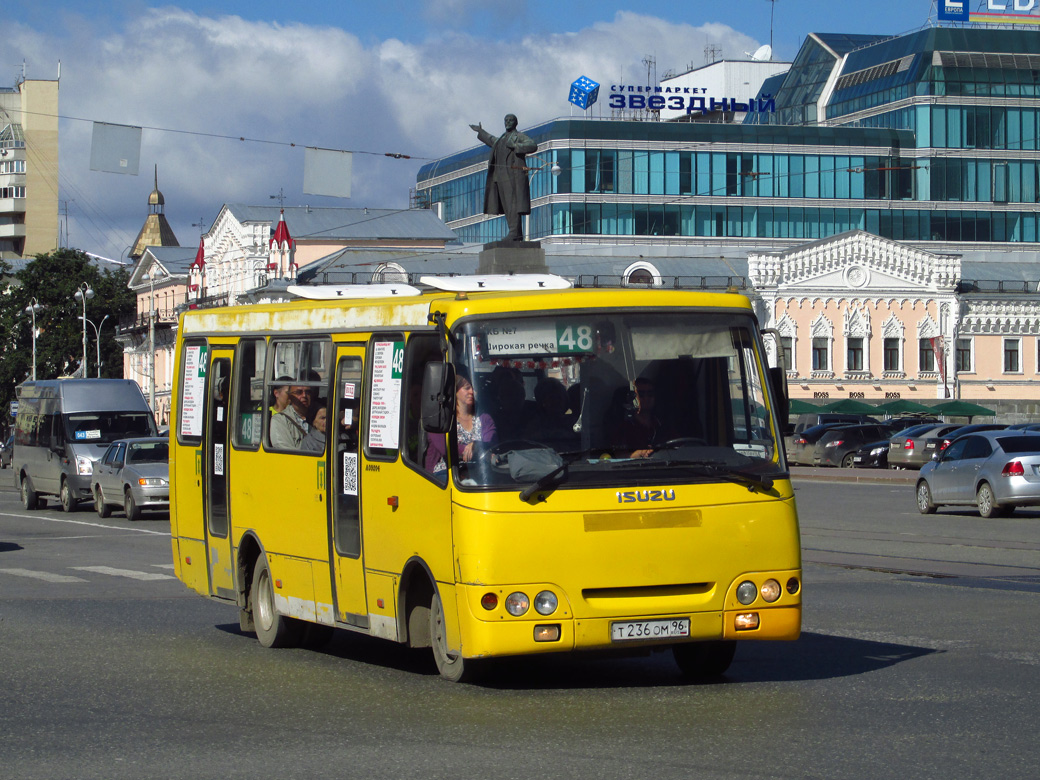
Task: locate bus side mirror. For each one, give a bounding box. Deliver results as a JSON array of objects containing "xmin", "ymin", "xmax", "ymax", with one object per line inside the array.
[
  {"xmin": 769, "ymin": 366, "xmax": 789, "ymax": 431},
  {"xmin": 421, "ymin": 362, "xmax": 455, "ymax": 434}
]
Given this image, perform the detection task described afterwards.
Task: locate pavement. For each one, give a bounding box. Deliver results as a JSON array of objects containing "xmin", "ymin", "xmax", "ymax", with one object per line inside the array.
[{"xmin": 789, "ymin": 465, "xmax": 916, "ymax": 485}]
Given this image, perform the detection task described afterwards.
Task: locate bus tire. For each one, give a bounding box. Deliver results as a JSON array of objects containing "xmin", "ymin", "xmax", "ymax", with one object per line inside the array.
[
  {"xmin": 251, "ymin": 554, "xmax": 301, "ymax": 649},
  {"xmin": 60, "ymin": 478, "xmax": 77, "ymax": 513},
  {"xmin": 430, "ymin": 588, "xmax": 479, "ymax": 683},
  {"xmin": 20, "ymin": 475, "xmax": 38, "ymax": 510},
  {"xmin": 673, "ymin": 640, "xmax": 736, "ymax": 679}
]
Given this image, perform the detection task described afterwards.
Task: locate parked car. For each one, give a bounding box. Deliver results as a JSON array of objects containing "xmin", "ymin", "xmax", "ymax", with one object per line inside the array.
[
  {"xmin": 887, "ymin": 423, "xmax": 964, "ymax": 469},
  {"xmin": 851, "ymin": 438, "xmax": 891, "ymax": 468},
  {"xmin": 0, "ymin": 434, "xmax": 12, "ymax": 469},
  {"xmin": 91, "ymin": 437, "xmax": 170, "ymax": 520},
  {"xmin": 917, "ymin": 424, "xmax": 1007, "ymax": 463},
  {"xmin": 812, "ymin": 423, "xmax": 895, "ymax": 468},
  {"xmin": 787, "ymin": 423, "xmax": 855, "ymax": 466},
  {"xmin": 1007, "ymin": 422, "xmax": 1040, "ymax": 431},
  {"xmin": 882, "ymin": 416, "xmax": 941, "ymax": 433},
  {"xmin": 791, "ymin": 412, "xmax": 879, "ymax": 436},
  {"xmin": 916, "ymin": 431, "xmax": 1040, "ymax": 518}
]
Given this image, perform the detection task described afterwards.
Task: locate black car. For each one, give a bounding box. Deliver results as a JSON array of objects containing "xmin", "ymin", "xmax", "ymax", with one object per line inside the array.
[
  {"xmin": 812, "ymin": 423, "xmax": 895, "ymax": 468},
  {"xmin": 787, "ymin": 422, "xmax": 856, "ymax": 466},
  {"xmin": 0, "ymin": 434, "xmax": 12, "ymax": 469},
  {"xmin": 852, "ymin": 439, "xmax": 890, "ymax": 468}
]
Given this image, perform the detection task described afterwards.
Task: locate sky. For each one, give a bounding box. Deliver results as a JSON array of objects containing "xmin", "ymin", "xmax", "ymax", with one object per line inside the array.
[{"xmin": 3, "ymin": 0, "xmax": 943, "ymax": 263}]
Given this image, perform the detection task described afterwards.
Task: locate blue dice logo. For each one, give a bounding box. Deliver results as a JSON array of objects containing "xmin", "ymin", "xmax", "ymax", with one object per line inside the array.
[{"xmin": 568, "ymin": 76, "xmax": 600, "ymax": 110}]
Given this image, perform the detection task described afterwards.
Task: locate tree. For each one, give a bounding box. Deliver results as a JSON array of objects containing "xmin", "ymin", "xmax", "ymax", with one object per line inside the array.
[{"xmin": 0, "ymin": 249, "xmax": 136, "ymax": 434}]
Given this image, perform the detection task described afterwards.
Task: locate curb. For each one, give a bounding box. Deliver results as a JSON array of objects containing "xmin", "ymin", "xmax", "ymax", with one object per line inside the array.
[{"xmin": 789, "ymin": 466, "xmax": 916, "ymax": 486}]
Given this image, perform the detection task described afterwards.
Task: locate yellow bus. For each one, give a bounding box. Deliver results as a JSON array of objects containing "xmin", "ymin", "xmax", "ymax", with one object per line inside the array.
[{"xmin": 169, "ymin": 275, "xmax": 800, "ymax": 682}]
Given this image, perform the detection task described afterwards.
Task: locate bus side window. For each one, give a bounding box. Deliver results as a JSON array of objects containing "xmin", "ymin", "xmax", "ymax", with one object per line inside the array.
[
  {"xmin": 232, "ymin": 338, "xmax": 266, "ymax": 450},
  {"xmin": 401, "ymin": 334, "xmax": 441, "ymax": 475},
  {"xmin": 265, "ymin": 339, "xmax": 332, "ymax": 454}
]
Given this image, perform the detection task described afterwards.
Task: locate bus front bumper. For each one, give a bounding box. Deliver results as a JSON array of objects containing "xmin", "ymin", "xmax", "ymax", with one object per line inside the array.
[{"xmin": 455, "ymin": 589, "xmax": 801, "ymax": 659}]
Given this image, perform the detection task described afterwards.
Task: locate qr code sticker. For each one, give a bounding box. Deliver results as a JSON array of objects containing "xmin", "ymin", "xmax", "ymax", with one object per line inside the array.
[{"xmin": 342, "ymin": 452, "xmax": 358, "ymax": 496}]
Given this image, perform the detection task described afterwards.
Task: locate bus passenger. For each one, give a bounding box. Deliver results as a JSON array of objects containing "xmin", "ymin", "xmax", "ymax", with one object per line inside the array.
[
  {"xmin": 424, "ymin": 376, "xmax": 497, "ymax": 474},
  {"xmin": 269, "ymin": 385, "xmax": 311, "ymax": 449},
  {"xmin": 269, "ymin": 376, "xmax": 292, "ymax": 415},
  {"xmin": 525, "ymin": 377, "xmax": 576, "ymax": 447},
  {"xmin": 300, "ymin": 403, "xmax": 327, "ymax": 453}
]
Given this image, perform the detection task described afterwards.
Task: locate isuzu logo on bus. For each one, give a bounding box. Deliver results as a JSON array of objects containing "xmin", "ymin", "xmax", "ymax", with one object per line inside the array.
[{"xmin": 616, "ymin": 489, "xmax": 676, "ymax": 503}]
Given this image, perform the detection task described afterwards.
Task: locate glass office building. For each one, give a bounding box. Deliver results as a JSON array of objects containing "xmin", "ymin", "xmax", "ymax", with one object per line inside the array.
[{"xmin": 417, "ymin": 27, "xmax": 1040, "ymax": 248}]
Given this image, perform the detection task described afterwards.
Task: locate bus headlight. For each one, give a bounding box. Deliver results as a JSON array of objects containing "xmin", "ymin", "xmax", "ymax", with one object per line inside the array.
[
  {"xmin": 505, "ymin": 592, "xmax": 530, "ymax": 616},
  {"xmin": 76, "ymin": 455, "xmax": 93, "ymax": 476},
  {"xmin": 736, "ymin": 580, "xmax": 758, "ymax": 605},
  {"xmin": 760, "ymin": 579, "xmax": 782, "ymax": 603},
  {"xmin": 534, "ymin": 591, "xmax": 558, "ymax": 615}
]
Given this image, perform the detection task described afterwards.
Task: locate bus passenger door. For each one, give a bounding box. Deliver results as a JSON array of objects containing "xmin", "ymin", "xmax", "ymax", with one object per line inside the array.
[
  {"xmin": 204, "ymin": 352, "xmax": 235, "ymax": 598},
  {"xmin": 329, "ymin": 350, "xmax": 367, "ymax": 622}
]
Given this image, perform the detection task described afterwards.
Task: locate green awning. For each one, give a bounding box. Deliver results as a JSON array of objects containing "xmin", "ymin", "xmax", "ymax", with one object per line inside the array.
[
  {"xmin": 872, "ymin": 399, "xmax": 935, "ymax": 415},
  {"xmin": 930, "ymin": 400, "xmax": 996, "ymax": 419},
  {"xmin": 820, "ymin": 398, "xmax": 879, "ymax": 414},
  {"xmin": 788, "ymin": 399, "xmax": 819, "ymax": 415}
]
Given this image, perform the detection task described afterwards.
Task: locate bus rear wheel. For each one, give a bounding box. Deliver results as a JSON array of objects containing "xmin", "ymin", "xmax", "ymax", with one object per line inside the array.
[
  {"xmin": 430, "ymin": 588, "xmax": 479, "ymax": 683},
  {"xmin": 250, "ymin": 554, "xmax": 301, "ymax": 649},
  {"xmin": 673, "ymin": 640, "xmax": 736, "ymax": 679}
]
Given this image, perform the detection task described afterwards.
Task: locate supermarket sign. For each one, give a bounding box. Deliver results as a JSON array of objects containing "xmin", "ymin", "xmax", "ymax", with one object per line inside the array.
[{"xmin": 939, "ymin": 0, "xmax": 1040, "ymax": 24}]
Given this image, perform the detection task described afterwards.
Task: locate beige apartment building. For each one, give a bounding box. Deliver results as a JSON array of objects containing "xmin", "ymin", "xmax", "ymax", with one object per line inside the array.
[{"xmin": 0, "ymin": 74, "xmax": 58, "ymax": 260}]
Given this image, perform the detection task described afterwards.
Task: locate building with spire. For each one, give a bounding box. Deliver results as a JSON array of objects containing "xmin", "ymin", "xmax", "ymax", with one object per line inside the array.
[{"xmin": 128, "ymin": 166, "xmax": 179, "ymax": 261}]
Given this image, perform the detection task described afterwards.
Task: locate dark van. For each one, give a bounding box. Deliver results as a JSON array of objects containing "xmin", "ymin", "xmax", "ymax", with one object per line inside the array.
[{"xmin": 13, "ymin": 379, "xmax": 157, "ymax": 512}]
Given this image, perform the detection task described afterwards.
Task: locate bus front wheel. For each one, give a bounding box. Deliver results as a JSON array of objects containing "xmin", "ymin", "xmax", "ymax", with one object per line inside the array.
[
  {"xmin": 673, "ymin": 640, "xmax": 736, "ymax": 679},
  {"xmin": 430, "ymin": 589, "xmax": 479, "ymax": 683},
  {"xmin": 250, "ymin": 554, "xmax": 302, "ymax": 649},
  {"xmin": 20, "ymin": 475, "xmax": 38, "ymax": 510}
]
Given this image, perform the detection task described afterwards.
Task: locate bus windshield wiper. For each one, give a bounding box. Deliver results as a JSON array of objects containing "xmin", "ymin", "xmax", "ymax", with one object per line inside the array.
[{"xmin": 519, "ymin": 461, "xmax": 569, "ymax": 501}]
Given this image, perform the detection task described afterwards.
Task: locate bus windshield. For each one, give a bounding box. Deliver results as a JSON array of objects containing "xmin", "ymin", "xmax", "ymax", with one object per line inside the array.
[{"xmin": 447, "ymin": 310, "xmax": 784, "ymax": 490}]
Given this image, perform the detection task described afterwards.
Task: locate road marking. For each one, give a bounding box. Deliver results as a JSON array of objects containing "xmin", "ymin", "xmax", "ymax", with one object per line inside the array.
[
  {"xmin": 0, "ymin": 511, "xmax": 170, "ymax": 536},
  {"xmin": 152, "ymin": 563, "xmax": 176, "ymax": 570},
  {"xmin": 71, "ymin": 566, "xmax": 176, "ymax": 581},
  {"xmin": 0, "ymin": 567, "xmax": 89, "ymax": 583}
]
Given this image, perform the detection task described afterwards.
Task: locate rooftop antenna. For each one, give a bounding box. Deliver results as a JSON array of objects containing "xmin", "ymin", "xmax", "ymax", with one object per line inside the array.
[
  {"xmin": 191, "ymin": 217, "xmax": 208, "ymax": 237},
  {"xmin": 768, "ymin": 0, "xmax": 777, "ymax": 52},
  {"xmin": 270, "ymin": 188, "xmax": 286, "ymax": 209},
  {"xmin": 705, "ymin": 44, "xmax": 722, "ymax": 65}
]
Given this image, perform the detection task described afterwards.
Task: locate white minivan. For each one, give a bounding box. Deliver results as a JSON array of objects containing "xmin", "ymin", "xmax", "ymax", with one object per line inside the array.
[{"xmin": 13, "ymin": 379, "xmax": 157, "ymax": 512}]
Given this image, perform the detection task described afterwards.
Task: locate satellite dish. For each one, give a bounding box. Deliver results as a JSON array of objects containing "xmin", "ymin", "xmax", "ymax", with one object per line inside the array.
[{"xmin": 751, "ymin": 44, "xmax": 773, "ymax": 61}]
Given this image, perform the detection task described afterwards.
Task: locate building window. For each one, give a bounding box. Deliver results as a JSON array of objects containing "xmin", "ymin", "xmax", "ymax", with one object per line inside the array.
[
  {"xmin": 781, "ymin": 336, "xmax": 794, "ymax": 371},
  {"xmin": 883, "ymin": 338, "xmax": 900, "ymax": 371},
  {"xmin": 956, "ymin": 338, "xmax": 973, "ymax": 373},
  {"xmin": 1004, "ymin": 338, "xmax": 1021, "ymax": 373},
  {"xmin": 919, "ymin": 338, "xmax": 935, "ymax": 372},
  {"xmin": 847, "ymin": 337, "xmax": 864, "ymax": 371},
  {"xmin": 812, "ymin": 337, "xmax": 829, "ymax": 371}
]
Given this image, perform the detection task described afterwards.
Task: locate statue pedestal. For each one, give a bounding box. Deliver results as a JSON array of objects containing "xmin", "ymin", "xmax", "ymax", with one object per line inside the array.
[{"xmin": 478, "ymin": 241, "xmax": 548, "ymax": 275}]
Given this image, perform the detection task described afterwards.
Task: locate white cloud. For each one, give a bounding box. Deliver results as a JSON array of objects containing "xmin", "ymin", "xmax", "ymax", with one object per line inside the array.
[{"xmin": 3, "ymin": 8, "xmax": 759, "ymax": 260}]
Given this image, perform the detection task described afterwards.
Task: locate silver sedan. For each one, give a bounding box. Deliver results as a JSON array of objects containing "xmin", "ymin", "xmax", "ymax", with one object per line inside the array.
[
  {"xmin": 916, "ymin": 431, "xmax": 1040, "ymax": 518},
  {"xmin": 91, "ymin": 437, "xmax": 169, "ymax": 520}
]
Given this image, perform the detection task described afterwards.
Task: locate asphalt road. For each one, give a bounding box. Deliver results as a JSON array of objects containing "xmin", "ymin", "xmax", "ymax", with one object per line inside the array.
[{"xmin": 1, "ymin": 477, "xmax": 1038, "ymax": 780}]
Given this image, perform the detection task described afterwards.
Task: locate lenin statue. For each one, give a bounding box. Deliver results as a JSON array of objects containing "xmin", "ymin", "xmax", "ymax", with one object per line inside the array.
[{"xmin": 469, "ymin": 114, "xmax": 537, "ymax": 242}]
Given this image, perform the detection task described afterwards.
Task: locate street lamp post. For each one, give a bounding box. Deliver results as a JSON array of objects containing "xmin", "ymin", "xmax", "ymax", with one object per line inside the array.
[
  {"xmin": 24, "ymin": 297, "xmax": 42, "ymax": 381},
  {"xmin": 143, "ymin": 270, "xmax": 165, "ymax": 414},
  {"xmin": 73, "ymin": 282, "xmax": 94, "ymax": 378},
  {"xmin": 78, "ymin": 314, "xmax": 110, "ymax": 378}
]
